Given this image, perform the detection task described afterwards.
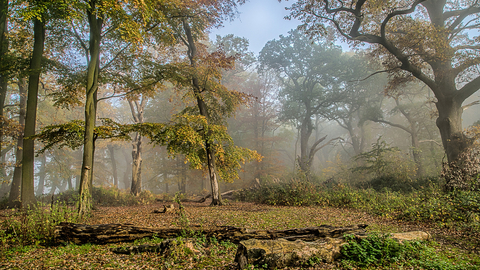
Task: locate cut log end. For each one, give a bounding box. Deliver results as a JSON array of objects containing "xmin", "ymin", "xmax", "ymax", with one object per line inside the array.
[{"xmin": 153, "ymin": 204, "xmax": 175, "ymax": 214}]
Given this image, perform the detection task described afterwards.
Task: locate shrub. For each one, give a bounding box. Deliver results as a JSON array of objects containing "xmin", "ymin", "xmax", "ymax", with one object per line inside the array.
[
  {"xmin": 239, "ymin": 179, "xmax": 480, "ymax": 233},
  {"xmin": 0, "ymin": 202, "xmax": 79, "ymax": 251},
  {"xmin": 442, "ymin": 148, "xmax": 480, "ymax": 191},
  {"xmin": 340, "ymin": 233, "xmax": 475, "ymax": 269},
  {"xmin": 237, "ymin": 179, "xmax": 322, "ymax": 206},
  {"xmin": 362, "ymin": 175, "xmax": 441, "ymax": 193},
  {"xmin": 54, "ymin": 186, "xmax": 156, "ymax": 206},
  {"xmin": 341, "ymin": 233, "xmax": 407, "ymax": 267}
]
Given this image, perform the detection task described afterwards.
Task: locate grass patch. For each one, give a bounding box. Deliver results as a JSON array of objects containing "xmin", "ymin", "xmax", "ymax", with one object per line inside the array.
[
  {"xmin": 341, "ymin": 234, "xmax": 480, "ymax": 270},
  {"xmin": 0, "ymin": 201, "xmax": 79, "ymax": 252},
  {"xmin": 238, "ymin": 180, "xmax": 480, "ymax": 233}
]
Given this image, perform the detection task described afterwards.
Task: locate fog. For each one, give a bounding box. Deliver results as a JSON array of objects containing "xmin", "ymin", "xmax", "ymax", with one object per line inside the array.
[{"xmin": 1, "ymin": 1, "xmax": 480, "ymax": 201}]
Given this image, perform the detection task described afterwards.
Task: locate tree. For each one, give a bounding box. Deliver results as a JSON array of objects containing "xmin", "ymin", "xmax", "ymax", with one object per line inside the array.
[
  {"xmin": 259, "ymin": 30, "xmax": 347, "ymax": 175},
  {"xmin": 0, "ymin": 0, "xmax": 9, "ymax": 178},
  {"xmin": 127, "ymin": 95, "xmax": 146, "ymax": 195},
  {"xmin": 213, "ymin": 35, "xmax": 282, "ymax": 182},
  {"xmin": 366, "ymin": 86, "xmax": 435, "ymax": 177},
  {"xmin": 332, "ymin": 53, "xmax": 386, "ymax": 157},
  {"xmin": 289, "ymin": 0, "xmax": 480, "ymax": 165},
  {"xmin": 152, "ymin": 0, "xmax": 252, "ymax": 205},
  {"xmin": 67, "ymin": 0, "xmax": 157, "ymax": 216},
  {"xmin": 30, "ymin": 0, "xmax": 257, "ymax": 207},
  {"xmin": 229, "ymin": 72, "xmax": 284, "ymax": 180},
  {"xmin": 21, "ymin": 2, "xmax": 46, "ymax": 208},
  {"xmin": 8, "ymin": 77, "xmax": 26, "ymax": 207},
  {"xmin": 14, "ymin": 0, "xmax": 77, "ymax": 207}
]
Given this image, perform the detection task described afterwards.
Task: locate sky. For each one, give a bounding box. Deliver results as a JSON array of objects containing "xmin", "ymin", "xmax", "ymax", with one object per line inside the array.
[{"xmin": 209, "ymin": 1, "xmax": 301, "ymax": 55}]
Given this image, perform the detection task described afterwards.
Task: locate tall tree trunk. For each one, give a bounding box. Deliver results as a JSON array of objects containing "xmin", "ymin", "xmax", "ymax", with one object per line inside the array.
[
  {"xmin": 122, "ymin": 149, "xmax": 131, "ymax": 190},
  {"xmin": 130, "ymin": 133, "xmax": 142, "ymax": 195},
  {"xmin": 107, "ymin": 145, "xmax": 118, "ymax": 187},
  {"xmin": 78, "ymin": 3, "xmax": 102, "ymax": 217},
  {"xmin": 253, "ymin": 101, "xmax": 262, "ymax": 179},
  {"xmin": 8, "ymin": 77, "xmax": 26, "ymax": 208},
  {"xmin": 182, "ymin": 20, "xmax": 222, "ymax": 205},
  {"xmin": 410, "ymin": 128, "xmax": 424, "ymax": 177},
  {"xmin": 0, "ymin": 0, "xmax": 9, "ymax": 180},
  {"xmin": 60, "ymin": 177, "xmax": 68, "ymax": 193},
  {"xmin": 298, "ymin": 116, "xmax": 312, "ymax": 173},
  {"xmin": 67, "ymin": 175, "xmax": 73, "ymax": 190},
  {"xmin": 435, "ymin": 97, "xmax": 468, "ymax": 164},
  {"xmin": 128, "ymin": 97, "xmax": 145, "ymax": 196},
  {"xmin": 21, "ymin": 18, "xmax": 45, "ymax": 208},
  {"xmin": 177, "ymin": 158, "xmax": 186, "ymax": 194},
  {"xmin": 395, "ymin": 99, "xmax": 424, "ymax": 178},
  {"xmin": 36, "ymin": 153, "xmax": 46, "ymax": 196},
  {"xmin": 75, "ymin": 175, "xmax": 80, "ymax": 190}
]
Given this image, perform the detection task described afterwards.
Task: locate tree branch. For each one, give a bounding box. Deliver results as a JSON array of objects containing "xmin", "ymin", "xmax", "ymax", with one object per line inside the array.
[
  {"xmin": 456, "ymin": 75, "xmax": 480, "ymax": 103},
  {"xmin": 369, "ymin": 118, "xmax": 412, "ymax": 134},
  {"xmin": 100, "ymin": 43, "xmax": 132, "ymax": 71},
  {"xmin": 311, "ymin": 136, "xmax": 343, "ymax": 158}
]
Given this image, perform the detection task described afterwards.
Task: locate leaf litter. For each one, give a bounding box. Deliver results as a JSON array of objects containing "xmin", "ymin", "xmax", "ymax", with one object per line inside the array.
[{"xmin": 1, "ymin": 200, "xmax": 479, "ymax": 269}]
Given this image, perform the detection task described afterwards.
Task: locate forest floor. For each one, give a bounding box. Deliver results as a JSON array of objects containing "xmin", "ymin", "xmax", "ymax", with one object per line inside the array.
[{"xmin": 1, "ymin": 200, "xmax": 479, "ymax": 269}]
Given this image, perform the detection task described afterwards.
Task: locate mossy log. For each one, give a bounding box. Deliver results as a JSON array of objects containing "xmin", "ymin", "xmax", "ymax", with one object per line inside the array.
[
  {"xmin": 235, "ymin": 230, "xmax": 431, "ymax": 269},
  {"xmin": 54, "ymin": 222, "xmax": 368, "ymax": 245},
  {"xmin": 235, "ymin": 238, "xmax": 344, "ymax": 269}
]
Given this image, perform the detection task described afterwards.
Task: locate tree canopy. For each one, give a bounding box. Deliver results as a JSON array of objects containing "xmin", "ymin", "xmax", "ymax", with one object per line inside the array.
[{"xmin": 289, "ymin": 0, "xmax": 480, "ymax": 165}]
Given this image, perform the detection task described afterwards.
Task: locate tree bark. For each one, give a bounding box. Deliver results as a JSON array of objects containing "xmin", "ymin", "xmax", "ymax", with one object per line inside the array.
[
  {"xmin": 21, "ymin": 18, "xmax": 45, "ymax": 208},
  {"xmin": 8, "ymin": 78, "xmax": 27, "ymax": 208},
  {"xmin": 298, "ymin": 114, "xmax": 314, "ymax": 173},
  {"xmin": 130, "ymin": 132, "xmax": 142, "ymax": 195},
  {"xmin": 79, "ymin": 1, "xmax": 103, "ymax": 217},
  {"xmin": 36, "ymin": 153, "xmax": 46, "ymax": 196},
  {"xmin": 107, "ymin": 145, "xmax": 118, "ymax": 188},
  {"xmin": 128, "ymin": 97, "xmax": 145, "ymax": 196},
  {"xmin": 176, "ymin": 158, "xmax": 187, "ymax": 194},
  {"xmin": 0, "ymin": 0, "xmax": 9, "ymax": 180},
  {"xmin": 435, "ymin": 97, "xmax": 469, "ymax": 164},
  {"xmin": 122, "ymin": 149, "xmax": 132, "ymax": 190},
  {"xmin": 67, "ymin": 175, "xmax": 73, "ymax": 190}
]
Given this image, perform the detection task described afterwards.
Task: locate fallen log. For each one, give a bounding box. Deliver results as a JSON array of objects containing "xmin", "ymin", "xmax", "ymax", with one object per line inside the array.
[
  {"xmin": 111, "ymin": 238, "xmax": 203, "ymax": 255},
  {"xmin": 54, "ymin": 222, "xmax": 368, "ymax": 245},
  {"xmin": 154, "ymin": 189, "xmax": 238, "ymax": 204},
  {"xmin": 235, "ymin": 231, "xmax": 431, "ymax": 269},
  {"xmin": 153, "ymin": 204, "xmax": 175, "ymax": 214},
  {"xmin": 235, "ymin": 238, "xmax": 344, "ymax": 269},
  {"xmin": 196, "ymin": 189, "xmax": 238, "ymax": 203}
]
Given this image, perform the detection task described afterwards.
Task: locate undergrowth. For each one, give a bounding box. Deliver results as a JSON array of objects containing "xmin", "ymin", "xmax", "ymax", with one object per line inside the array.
[
  {"xmin": 53, "ymin": 186, "xmax": 156, "ymax": 206},
  {"xmin": 238, "ymin": 179, "xmax": 480, "ymax": 233},
  {"xmin": 341, "ymin": 233, "xmax": 478, "ymax": 269},
  {"xmin": 0, "ymin": 201, "xmax": 80, "ymax": 256}
]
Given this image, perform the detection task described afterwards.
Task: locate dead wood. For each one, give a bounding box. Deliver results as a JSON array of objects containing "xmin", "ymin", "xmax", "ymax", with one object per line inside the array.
[
  {"xmin": 235, "ymin": 230, "xmax": 431, "ymax": 269},
  {"xmin": 153, "ymin": 204, "xmax": 175, "ymax": 214},
  {"xmin": 155, "ymin": 179, "xmax": 260, "ymax": 204},
  {"xmin": 111, "ymin": 238, "xmax": 203, "ymax": 255},
  {"xmin": 54, "ymin": 222, "xmax": 368, "ymax": 245}
]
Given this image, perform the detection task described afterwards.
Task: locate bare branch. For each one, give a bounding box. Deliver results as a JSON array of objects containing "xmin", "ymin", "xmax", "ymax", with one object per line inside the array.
[
  {"xmin": 418, "ymin": 139, "xmax": 442, "ymax": 146},
  {"xmin": 462, "ymin": 100, "xmax": 479, "ymax": 111}
]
